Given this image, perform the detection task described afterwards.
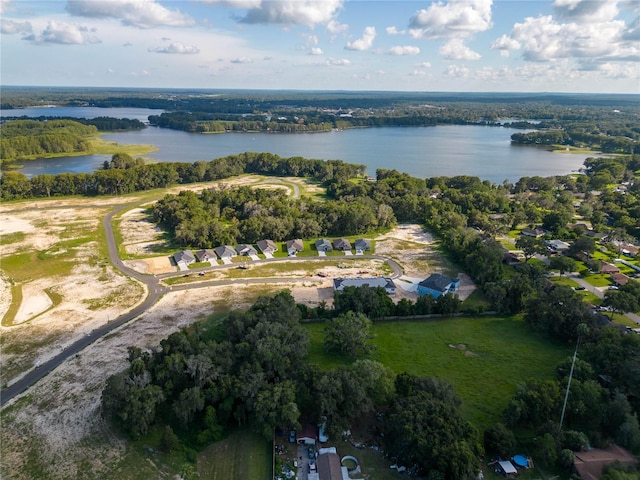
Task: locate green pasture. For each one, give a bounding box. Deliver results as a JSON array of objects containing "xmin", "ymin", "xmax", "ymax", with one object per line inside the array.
[
  {"xmin": 305, "ymin": 315, "xmax": 570, "ymax": 432},
  {"xmin": 197, "ymin": 429, "xmax": 271, "ymax": 480}
]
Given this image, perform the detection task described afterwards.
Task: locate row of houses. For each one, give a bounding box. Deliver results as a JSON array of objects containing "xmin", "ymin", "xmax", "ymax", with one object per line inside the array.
[{"xmin": 173, "ymin": 238, "xmax": 373, "ymax": 270}]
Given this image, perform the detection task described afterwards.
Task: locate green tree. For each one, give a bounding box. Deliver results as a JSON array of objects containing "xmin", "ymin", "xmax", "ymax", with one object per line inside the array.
[
  {"xmin": 516, "ymin": 235, "xmax": 546, "ymax": 262},
  {"xmin": 549, "ymin": 255, "xmax": 578, "ymax": 277},
  {"xmin": 323, "ymin": 311, "xmax": 375, "ymax": 357},
  {"xmin": 484, "ymin": 423, "xmax": 517, "ymax": 457}
]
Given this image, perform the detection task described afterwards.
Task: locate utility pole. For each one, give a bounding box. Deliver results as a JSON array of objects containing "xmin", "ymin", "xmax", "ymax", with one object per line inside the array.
[{"xmin": 559, "ymin": 323, "xmax": 587, "ymax": 431}]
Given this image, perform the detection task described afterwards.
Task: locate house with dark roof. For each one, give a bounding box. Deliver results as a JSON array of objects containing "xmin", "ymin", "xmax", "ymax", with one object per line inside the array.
[
  {"xmin": 214, "ymin": 245, "xmax": 236, "ymax": 260},
  {"xmin": 333, "ymin": 238, "xmax": 352, "ymax": 251},
  {"xmin": 503, "ymin": 251, "xmax": 521, "ymax": 266},
  {"xmin": 195, "ymin": 249, "xmax": 216, "ymax": 263},
  {"xmin": 285, "ymin": 239, "xmax": 304, "ymax": 256},
  {"xmin": 316, "ymin": 450, "xmax": 343, "ymax": 480},
  {"xmin": 173, "ymin": 250, "xmax": 195, "ymax": 270},
  {"xmin": 333, "ymin": 277, "xmax": 396, "ymax": 295},
  {"xmin": 256, "ymin": 239, "xmax": 277, "ymax": 255},
  {"xmin": 573, "ymin": 445, "xmax": 637, "ymax": 480},
  {"xmin": 355, "ymin": 238, "xmax": 371, "ymax": 253},
  {"xmin": 235, "ymin": 244, "xmax": 258, "ymax": 256},
  {"xmin": 315, "ymin": 239, "xmax": 333, "ymax": 252},
  {"xmin": 417, "ymin": 273, "xmax": 460, "ymax": 298}
]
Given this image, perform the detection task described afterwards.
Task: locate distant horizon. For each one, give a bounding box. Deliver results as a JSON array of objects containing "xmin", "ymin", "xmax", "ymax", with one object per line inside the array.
[
  {"xmin": 2, "ymin": 85, "xmax": 638, "ymax": 98},
  {"xmin": 1, "ymin": 1, "xmax": 638, "ymax": 94}
]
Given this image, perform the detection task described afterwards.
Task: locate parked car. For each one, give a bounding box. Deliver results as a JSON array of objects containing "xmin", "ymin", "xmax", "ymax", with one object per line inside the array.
[
  {"xmin": 289, "ymin": 430, "xmax": 296, "ymax": 443},
  {"xmin": 308, "ymin": 460, "xmax": 316, "ymax": 472},
  {"xmin": 574, "ymin": 286, "xmax": 586, "ymax": 291},
  {"xmin": 308, "ymin": 446, "xmax": 315, "ymax": 459}
]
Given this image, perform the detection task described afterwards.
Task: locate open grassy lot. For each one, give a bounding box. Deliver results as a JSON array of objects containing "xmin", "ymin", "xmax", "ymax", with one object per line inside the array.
[
  {"xmin": 198, "ymin": 429, "xmax": 271, "ymax": 480},
  {"xmin": 305, "ymin": 315, "xmax": 570, "ymax": 432}
]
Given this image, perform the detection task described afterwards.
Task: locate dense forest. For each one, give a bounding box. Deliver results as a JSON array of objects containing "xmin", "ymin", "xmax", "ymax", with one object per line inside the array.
[{"xmin": 0, "ymin": 118, "xmax": 145, "ymax": 161}]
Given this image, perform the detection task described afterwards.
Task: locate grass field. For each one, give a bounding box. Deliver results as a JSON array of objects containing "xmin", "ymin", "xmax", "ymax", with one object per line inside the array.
[
  {"xmin": 198, "ymin": 429, "xmax": 271, "ymax": 480},
  {"xmin": 305, "ymin": 315, "xmax": 570, "ymax": 432}
]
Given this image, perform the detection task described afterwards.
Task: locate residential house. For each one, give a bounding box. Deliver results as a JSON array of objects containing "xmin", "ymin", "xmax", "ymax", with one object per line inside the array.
[
  {"xmin": 619, "ymin": 243, "xmax": 639, "ymax": 257},
  {"xmin": 610, "ymin": 273, "xmax": 630, "ymax": 286},
  {"xmin": 585, "ymin": 230, "xmax": 609, "ymax": 241},
  {"xmin": 417, "ymin": 273, "xmax": 460, "ymax": 298},
  {"xmin": 354, "ymin": 238, "xmax": 371, "ymax": 253},
  {"xmin": 296, "ymin": 424, "xmax": 317, "ymax": 445},
  {"xmin": 503, "ymin": 251, "xmax": 521, "ymax": 266},
  {"xmin": 316, "ymin": 449, "xmax": 343, "ymax": 480},
  {"xmin": 521, "ymin": 227, "xmax": 545, "ymax": 238},
  {"xmin": 600, "ymin": 262, "xmax": 620, "ymax": 274},
  {"xmin": 214, "ymin": 245, "xmax": 236, "ymax": 260},
  {"xmin": 573, "ymin": 445, "xmax": 636, "ymax": 480},
  {"xmin": 285, "ymin": 239, "xmax": 304, "ymax": 256},
  {"xmin": 333, "ymin": 277, "xmax": 396, "ymax": 295},
  {"xmin": 194, "ymin": 249, "xmax": 216, "ymax": 263},
  {"xmin": 235, "ymin": 244, "xmax": 258, "ymax": 256},
  {"xmin": 173, "ymin": 250, "xmax": 195, "ymax": 270},
  {"xmin": 315, "ymin": 239, "xmax": 333, "ymax": 252},
  {"xmin": 546, "ymin": 239, "xmax": 570, "ymax": 253},
  {"xmin": 333, "ymin": 238, "xmax": 352, "ymax": 251},
  {"xmin": 256, "ymin": 239, "xmax": 277, "ymax": 255}
]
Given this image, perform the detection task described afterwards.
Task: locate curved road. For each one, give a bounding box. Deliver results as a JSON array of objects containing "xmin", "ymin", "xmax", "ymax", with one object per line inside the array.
[{"xmin": 0, "ymin": 204, "xmax": 402, "ymax": 406}]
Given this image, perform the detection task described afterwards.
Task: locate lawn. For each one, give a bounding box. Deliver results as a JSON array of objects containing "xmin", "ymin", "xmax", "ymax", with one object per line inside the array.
[
  {"xmin": 197, "ymin": 429, "xmax": 271, "ymax": 480},
  {"xmin": 304, "ymin": 315, "xmax": 570, "ymax": 432}
]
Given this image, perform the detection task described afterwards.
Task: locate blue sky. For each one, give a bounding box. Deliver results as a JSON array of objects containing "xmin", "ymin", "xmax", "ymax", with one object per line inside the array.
[{"xmin": 1, "ymin": 0, "xmax": 638, "ymax": 92}]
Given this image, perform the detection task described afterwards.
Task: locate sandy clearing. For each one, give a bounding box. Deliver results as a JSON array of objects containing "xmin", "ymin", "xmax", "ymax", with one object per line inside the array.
[
  {"xmin": 13, "ymin": 283, "xmax": 52, "ymax": 324},
  {"xmin": 0, "ymin": 215, "xmax": 35, "ymax": 235}
]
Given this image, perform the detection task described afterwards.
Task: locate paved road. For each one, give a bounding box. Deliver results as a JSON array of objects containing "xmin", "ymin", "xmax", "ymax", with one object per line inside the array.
[{"xmin": 0, "ymin": 205, "xmax": 402, "ymax": 407}]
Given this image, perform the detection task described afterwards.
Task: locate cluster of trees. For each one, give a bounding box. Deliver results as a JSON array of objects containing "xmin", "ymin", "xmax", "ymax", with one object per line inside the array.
[
  {"xmin": 0, "ymin": 118, "xmax": 145, "ymax": 161},
  {"xmin": 0, "ymin": 119, "xmax": 96, "ymax": 160},
  {"xmin": 102, "ymin": 291, "xmax": 478, "ymax": 479},
  {"xmin": 152, "ymin": 185, "xmax": 395, "ymax": 247},
  {"xmin": 511, "ymin": 130, "xmax": 638, "ymax": 154}
]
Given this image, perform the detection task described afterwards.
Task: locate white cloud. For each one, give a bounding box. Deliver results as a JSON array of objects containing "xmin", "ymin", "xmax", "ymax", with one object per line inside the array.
[
  {"xmin": 230, "ymin": 56, "xmax": 253, "ymax": 63},
  {"xmin": 217, "ymin": 0, "xmax": 343, "ymax": 27},
  {"xmin": 388, "ymin": 45, "xmax": 420, "ymax": 55},
  {"xmin": 385, "ymin": 26, "xmax": 405, "ymax": 35},
  {"xmin": 327, "ymin": 19, "xmax": 348, "ymax": 34},
  {"xmin": 326, "ymin": 57, "xmax": 351, "ymax": 66},
  {"xmin": 345, "ymin": 26, "xmax": 376, "ymax": 51},
  {"xmin": 490, "ymin": 34, "xmax": 520, "ymax": 57},
  {"xmin": 445, "ymin": 64, "xmax": 471, "ymax": 77},
  {"xmin": 149, "ymin": 42, "xmax": 200, "ymax": 54},
  {"xmin": 30, "ymin": 21, "xmax": 101, "ymax": 45},
  {"xmin": 509, "ymin": 14, "xmax": 639, "ymax": 63},
  {"xmin": 439, "ymin": 38, "xmax": 481, "ymax": 60},
  {"xmin": 409, "ymin": 0, "xmax": 493, "ymax": 39},
  {"xmin": 553, "ymin": 0, "xmax": 619, "ymax": 23},
  {"xmin": 415, "ymin": 61, "xmax": 432, "ymax": 68},
  {"xmin": 1, "ymin": 18, "xmax": 32, "ymax": 35},
  {"xmin": 310, "ymin": 47, "xmax": 323, "ymax": 55},
  {"xmin": 409, "ymin": 69, "xmax": 427, "ymax": 77},
  {"xmin": 0, "ymin": 0, "xmax": 10, "ymax": 15},
  {"xmin": 66, "ymin": 0, "xmax": 195, "ymax": 29}
]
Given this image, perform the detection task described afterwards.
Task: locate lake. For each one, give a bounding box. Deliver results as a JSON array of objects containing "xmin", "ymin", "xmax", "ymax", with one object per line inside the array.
[{"xmin": 3, "ymin": 107, "xmax": 588, "ymax": 184}]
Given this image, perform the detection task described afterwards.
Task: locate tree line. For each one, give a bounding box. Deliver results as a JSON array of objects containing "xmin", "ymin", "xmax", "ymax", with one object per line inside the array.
[{"xmin": 0, "ymin": 151, "xmax": 365, "ymax": 200}]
